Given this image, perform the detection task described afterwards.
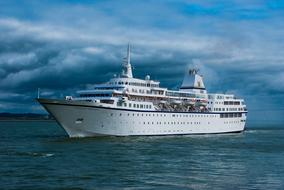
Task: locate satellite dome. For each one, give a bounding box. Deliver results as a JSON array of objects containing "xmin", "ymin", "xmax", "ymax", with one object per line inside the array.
[{"xmin": 145, "ymin": 75, "xmax": 150, "ymax": 80}]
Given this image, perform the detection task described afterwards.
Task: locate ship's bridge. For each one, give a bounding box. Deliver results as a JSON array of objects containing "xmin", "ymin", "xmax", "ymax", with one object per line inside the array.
[{"xmin": 108, "ymin": 77, "xmax": 159, "ymax": 88}]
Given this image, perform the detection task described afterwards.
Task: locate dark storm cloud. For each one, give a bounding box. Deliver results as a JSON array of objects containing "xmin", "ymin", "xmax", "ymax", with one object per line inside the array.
[{"xmin": 0, "ymin": 0, "xmax": 284, "ymax": 124}]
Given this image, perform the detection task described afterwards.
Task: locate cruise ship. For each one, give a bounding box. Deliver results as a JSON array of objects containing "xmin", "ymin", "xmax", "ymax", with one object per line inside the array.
[{"xmin": 37, "ymin": 45, "xmax": 247, "ymax": 137}]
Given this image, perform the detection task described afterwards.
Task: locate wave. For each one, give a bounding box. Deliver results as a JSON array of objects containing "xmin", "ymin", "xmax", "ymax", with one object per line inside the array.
[{"xmin": 14, "ymin": 151, "xmax": 54, "ymax": 158}]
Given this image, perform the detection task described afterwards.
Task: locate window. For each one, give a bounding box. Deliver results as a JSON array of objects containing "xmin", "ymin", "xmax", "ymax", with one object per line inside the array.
[{"xmin": 234, "ymin": 101, "xmax": 240, "ymax": 105}]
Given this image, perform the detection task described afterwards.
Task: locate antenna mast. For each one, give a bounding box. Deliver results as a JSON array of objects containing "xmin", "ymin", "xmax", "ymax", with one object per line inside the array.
[
  {"xmin": 37, "ymin": 88, "xmax": 40, "ymax": 99},
  {"xmin": 121, "ymin": 43, "xmax": 133, "ymax": 78}
]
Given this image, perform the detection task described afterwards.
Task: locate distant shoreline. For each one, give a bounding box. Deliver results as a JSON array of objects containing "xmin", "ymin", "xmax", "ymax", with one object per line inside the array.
[
  {"xmin": 0, "ymin": 112, "xmax": 54, "ymax": 121},
  {"xmin": 0, "ymin": 119, "xmax": 55, "ymax": 122}
]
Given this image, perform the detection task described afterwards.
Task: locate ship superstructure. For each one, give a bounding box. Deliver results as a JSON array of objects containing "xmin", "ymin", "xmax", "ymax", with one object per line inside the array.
[{"xmin": 38, "ymin": 45, "xmax": 247, "ymax": 137}]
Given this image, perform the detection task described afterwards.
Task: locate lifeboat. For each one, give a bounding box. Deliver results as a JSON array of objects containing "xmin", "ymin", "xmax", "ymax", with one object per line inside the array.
[
  {"xmin": 159, "ymin": 100, "xmax": 167, "ymax": 104},
  {"xmin": 195, "ymin": 99, "xmax": 208, "ymax": 106},
  {"xmin": 171, "ymin": 100, "xmax": 182, "ymax": 105},
  {"xmin": 183, "ymin": 99, "xmax": 195, "ymax": 106}
]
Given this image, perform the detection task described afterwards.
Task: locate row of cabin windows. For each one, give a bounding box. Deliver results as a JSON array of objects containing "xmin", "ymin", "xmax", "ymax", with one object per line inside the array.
[
  {"xmin": 212, "ymin": 95, "xmax": 237, "ymax": 100},
  {"xmin": 132, "ymin": 89, "xmax": 147, "ymax": 94},
  {"xmin": 131, "ymin": 89, "xmax": 164, "ymax": 95},
  {"xmin": 210, "ymin": 101, "xmax": 241, "ymax": 105},
  {"xmin": 220, "ymin": 113, "xmax": 242, "ymax": 118},
  {"xmin": 166, "ymin": 92, "xmax": 206, "ymax": 99},
  {"xmin": 224, "ymin": 121, "xmax": 241, "ymax": 124},
  {"xmin": 142, "ymin": 121, "xmax": 201, "ymax": 125},
  {"xmin": 110, "ymin": 81, "xmax": 159, "ymax": 88},
  {"xmin": 110, "ymin": 113, "xmax": 218, "ymax": 118},
  {"xmin": 224, "ymin": 101, "xmax": 240, "ymax": 105},
  {"xmin": 208, "ymin": 95, "xmax": 227, "ymax": 99},
  {"xmin": 117, "ymin": 102, "xmax": 152, "ymax": 109},
  {"xmin": 214, "ymin": 107, "xmax": 243, "ymax": 111},
  {"xmin": 214, "ymin": 108, "xmax": 225, "ymax": 111}
]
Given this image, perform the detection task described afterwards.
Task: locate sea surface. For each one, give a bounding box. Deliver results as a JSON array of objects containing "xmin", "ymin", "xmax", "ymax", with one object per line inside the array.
[{"xmin": 0, "ymin": 121, "xmax": 284, "ymax": 190}]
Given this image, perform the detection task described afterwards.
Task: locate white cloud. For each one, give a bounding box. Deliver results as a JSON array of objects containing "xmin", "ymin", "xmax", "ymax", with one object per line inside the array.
[
  {"xmin": 0, "ymin": 52, "xmax": 37, "ymax": 66},
  {"xmin": 0, "ymin": 68, "xmax": 41, "ymax": 87},
  {"xmin": 83, "ymin": 47, "xmax": 104, "ymax": 55}
]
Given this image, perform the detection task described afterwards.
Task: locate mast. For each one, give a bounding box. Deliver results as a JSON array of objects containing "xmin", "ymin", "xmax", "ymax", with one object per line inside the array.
[
  {"xmin": 37, "ymin": 88, "xmax": 40, "ymax": 99},
  {"xmin": 121, "ymin": 44, "xmax": 133, "ymax": 78},
  {"xmin": 127, "ymin": 43, "xmax": 131, "ymax": 66}
]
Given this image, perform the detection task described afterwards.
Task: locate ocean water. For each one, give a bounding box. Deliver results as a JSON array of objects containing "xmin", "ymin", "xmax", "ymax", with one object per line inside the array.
[{"xmin": 0, "ymin": 121, "xmax": 284, "ymax": 190}]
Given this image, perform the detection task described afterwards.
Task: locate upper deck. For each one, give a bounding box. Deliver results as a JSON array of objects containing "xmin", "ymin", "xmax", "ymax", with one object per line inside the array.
[{"xmin": 70, "ymin": 45, "xmax": 246, "ymax": 113}]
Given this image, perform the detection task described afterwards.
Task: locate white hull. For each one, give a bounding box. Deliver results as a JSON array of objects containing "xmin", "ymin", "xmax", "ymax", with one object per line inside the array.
[{"xmin": 39, "ymin": 99, "xmax": 246, "ymax": 137}]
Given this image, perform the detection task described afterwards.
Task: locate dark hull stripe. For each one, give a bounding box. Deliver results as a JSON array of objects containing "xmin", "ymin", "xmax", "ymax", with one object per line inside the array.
[
  {"xmin": 75, "ymin": 129, "xmax": 245, "ymax": 138},
  {"xmin": 127, "ymin": 129, "xmax": 245, "ymax": 137}
]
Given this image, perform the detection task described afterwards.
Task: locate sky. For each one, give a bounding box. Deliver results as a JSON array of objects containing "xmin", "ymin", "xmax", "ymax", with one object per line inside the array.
[{"xmin": 0, "ymin": 0, "xmax": 284, "ymax": 125}]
